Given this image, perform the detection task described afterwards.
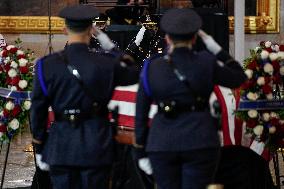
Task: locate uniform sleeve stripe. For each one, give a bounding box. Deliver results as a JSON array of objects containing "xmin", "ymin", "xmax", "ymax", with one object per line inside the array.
[{"xmin": 37, "ymin": 59, "xmax": 48, "ymax": 96}]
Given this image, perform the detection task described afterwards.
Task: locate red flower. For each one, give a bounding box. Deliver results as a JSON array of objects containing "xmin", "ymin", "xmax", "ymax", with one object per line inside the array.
[
  {"xmin": 279, "ymin": 45, "xmax": 284, "ymax": 51},
  {"xmin": 264, "ymin": 76, "xmax": 271, "ymax": 84},
  {"xmin": 3, "ymin": 109, "xmax": 9, "ymax": 117},
  {"xmin": 0, "ymin": 126, "xmax": 7, "ymax": 132},
  {"xmin": 246, "ymin": 119, "xmax": 258, "ymax": 128},
  {"xmin": 17, "ymin": 54, "xmax": 26, "ymax": 59},
  {"xmin": 3, "ymin": 63, "xmax": 10, "ymax": 72},
  {"xmin": 19, "ymin": 66, "xmax": 29, "ymax": 74},
  {"xmin": 260, "ymin": 41, "xmax": 265, "ymax": 46},
  {"xmin": 10, "ymin": 76, "xmax": 20, "ymax": 85},
  {"xmin": 271, "ymin": 60, "xmax": 280, "ymax": 72},
  {"xmin": 9, "ymin": 47, "xmax": 18, "ymax": 54},
  {"xmin": 265, "ymin": 48, "xmax": 273, "ymax": 53},
  {"xmin": 262, "ymin": 85, "xmax": 272, "ymax": 94},
  {"xmin": 270, "ymin": 118, "xmax": 280, "ymax": 126},
  {"xmin": 1, "ymin": 50, "xmax": 8, "ymax": 57},
  {"xmin": 247, "ymin": 60, "xmax": 258, "ymax": 70},
  {"xmin": 5, "ymin": 77, "xmax": 11, "ymax": 85},
  {"xmin": 12, "ymin": 105, "xmax": 21, "ymax": 117},
  {"xmin": 241, "ymin": 79, "xmax": 255, "ymax": 90},
  {"xmin": 272, "ymin": 74, "xmax": 281, "ymax": 84}
]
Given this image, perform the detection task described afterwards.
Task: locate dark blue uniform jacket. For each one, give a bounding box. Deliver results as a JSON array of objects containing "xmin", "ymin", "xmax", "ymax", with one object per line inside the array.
[
  {"xmin": 135, "ymin": 47, "xmax": 247, "ymax": 155},
  {"xmin": 31, "ymin": 43, "xmax": 140, "ymax": 167}
]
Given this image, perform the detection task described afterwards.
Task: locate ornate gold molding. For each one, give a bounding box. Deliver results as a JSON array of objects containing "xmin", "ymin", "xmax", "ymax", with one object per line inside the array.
[
  {"xmin": 0, "ymin": 16, "xmax": 65, "ymax": 34},
  {"xmin": 228, "ymin": 0, "xmax": 280, "ymax": 33}
]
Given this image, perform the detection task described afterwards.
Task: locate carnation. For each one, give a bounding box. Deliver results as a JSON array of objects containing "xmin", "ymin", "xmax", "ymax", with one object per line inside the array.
[
  {"xmin": 253, "ymin": 125, "xmax": 264, "ymax": 136},
  {"xmin": 280, "ymin": 66, "xmax": 284, "ymax": 75},
  {"xmin": 8, "ymin": 68, "xmax": 17, "ymax": 78},
  {"xmin": 23, "ymin": 100, "xmax": 31, "ymax": 110},
  {"xmin": 5, "ymin": 101, "xmax": 14, "ymax": 111},
  {"xmin": 8, "ymin": 118, "xmax": 19, "ymax": 130},
  {"xmin": 6, "ymin": 45, "xmax": 15, "ymax": 51},
  {"xmin": 265, "ymin": 41, "xmax": 272, "ymax": 48},
  {"xmin": 263, "ymin": 63, "xmax": 274, "ymax": 75},
  {"xmin": 269, "ymin": 126, "xmax": 277, "ymax": 134},
  {"xmin": 256, "ymin": 77, "xmax": 265, "ymax": 86},
  {"xmin": 247, "ymin": 92, "xmax": 259, "ymax": 101},
  {"xmin": 245, "ymin": 69, "xmax": 253, "ymax": 79},
  {"xmin": 247, "ymin": 110, "xmax": 258, "ymax": 118},
  {"xmin": 18, "ymin": 58, "xmax": 28, "ymax": 67},
  {"xmin": 262, "ymin": 113, "xmax": 270, "ymax": 122},
  {"xmin": 10, "ymin": 61, "xmax": 18, "ymax": 69},
  {"xmin": 261, "ymin": 50, "xmax": 269, "ymax": 59},
  {"xmin": 18, "ymin": 80, "xmax": 28, "ymax": 89},
  {"xmin": 269, "ymin": 52, "xmax": 278, "ymax": 61},
  {"xmin": 16, "ymin": 50, "xmax": 24, "ymax": 55}
]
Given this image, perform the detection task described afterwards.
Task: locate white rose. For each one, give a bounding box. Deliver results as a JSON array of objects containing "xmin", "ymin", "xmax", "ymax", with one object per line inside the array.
[
  {"xmin": 256, "ymin": 77, "xmax": 265, "ymax": 86},
  {"xmin": 247, "ymin": 92, "xmax": 259, "ymax": 101},
  {"xmin": 18, "ymin": 58, "xmax": 28, "ymax": 67},
  {"xmin": 254, "ymin": 46, "xmax": 261, "ymax": 52},
  {"xmin": 269, "ymin": 126, "xmax": 277, "ymax": 134},
  {"xmin": 245, "ymin": 69, "xmax": 253, "ymax": 79},
  {"xmin": 274, "ymin": 45, "xmax": 280, "ymax": 52},
  {"xmin": 18, "ymin": 80, "xmax": 28, "ymax": 89},
  {"xmin": 265, "ymin": 41, "xmax": 272, "ymax": 48},
  {"xmin": 247, "ymin": 110, "xmax": 258, "ymax": 118},
  {"xmin": 23, "ymin": 100, "xmax": 31, "ymax": 110},
  {"xmin": 270, "ymin": 112, "xmax": 278, "ymax": 118},
  {"xmin": 262, "ymin": 113, "xmax": 270, "ymax": 122},
  {"xmin": 261, "ymin": 50, "xmax": 269, "ymax": 59},
  {"xmin": 5, "ymin": 101, "xmax": 14, "ymax": 111},
  {"xmin": 10, "ymin": 86, "xmax": 17, "ymax": 91},
  {"xmin": 16, "ymin": 50, "xmax": 24, "ymax": 55},
  {"xmin": 277, "ymin": 52, "xmax": 284, "ymax": 59},
  {"xmin": 10, "ymin": 61, "xmax": 18, "ymax": 69},
  {"xmin": 6, "ymin": 45, "xmax": 15, "ymax": 51},
  {"xmin": 253, "ymin": 125, "xmax": 264, "ymax": 136},
  {"xmin": 5, "ymin": 57, "xmax": 10, "ymax": 61},
  {"xmin": 280, "ymin": 66, "xmax": 284, "ymax": 76},
  {"xmin": 266, "ymin": 93, "xmax": 273, "ymax": 100},
  {"xmin": 8, "ymin": 118, "xmax": 19, "ymax": 130},
  {"xmin": 8, "ymin": 69, "xmax": 17, "ymax": 78},
  {"xmin": 269, "ymin": 52, "xmax": 278, "ymax": 61},
  {"xmin": 263, "ymin": 63, "xmax": 274, "ymax": 75}
]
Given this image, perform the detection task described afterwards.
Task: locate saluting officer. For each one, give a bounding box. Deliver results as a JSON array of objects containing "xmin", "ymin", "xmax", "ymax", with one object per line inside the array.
[
  {"xmin": 31, "ymin": 5, "xmax": 140, "ymax": 189},
  {"xmin": 133, "ymin": 8, "xmax": 247, "ymax": 189}
]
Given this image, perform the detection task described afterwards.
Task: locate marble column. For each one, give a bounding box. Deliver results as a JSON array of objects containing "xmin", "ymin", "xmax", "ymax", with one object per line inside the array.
[{"xmin": 234, "ymin": 0, "xmax": 245, "ymax": 64}]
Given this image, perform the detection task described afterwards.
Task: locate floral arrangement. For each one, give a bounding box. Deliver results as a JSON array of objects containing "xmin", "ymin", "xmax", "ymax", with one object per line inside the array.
[
  {"xmin": 0, "ymin": 39, "xmax": 34, "ymax": 143},
  {"xmin": 237, "ymin": 41, "xmax": 284, "ymax": 152}
]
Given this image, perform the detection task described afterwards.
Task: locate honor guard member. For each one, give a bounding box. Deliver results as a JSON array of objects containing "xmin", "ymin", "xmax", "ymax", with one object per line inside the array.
[
  {"xmin": 31, "ymin": 5, "xmax": 140, "ymax": 189},
  {"xmin": 133, "ymin": 8, "xmax": 247, "ymax": 189}
]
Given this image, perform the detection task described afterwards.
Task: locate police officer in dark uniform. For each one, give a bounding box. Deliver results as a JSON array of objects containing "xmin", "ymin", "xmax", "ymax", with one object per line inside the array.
[
  {"xmin": 31, "ymin": 5, "xmax": 140, "ymax": 189},
  {"xmin": 133, "ymin": 8, "xmax": 247, "ymax": 189}
]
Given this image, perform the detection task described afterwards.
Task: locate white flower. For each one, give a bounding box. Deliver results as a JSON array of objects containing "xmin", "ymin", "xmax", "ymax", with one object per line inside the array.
[
  {"xmin": 277, "ymin": 52, "xmax": 284, "ymax": 59},
  {"xmin": 247, "ymin": 92, "xmax": 259, "ymax": 101},
  {"xmin": 8, "ymin": 118, "xmax": 19, "ymax": 130},
  {"xmin": 8, "ymin": 69, "xmax": 17, "ymax": 78},
  {"xmin": 253, "ymin": 125, "xmax": 264, "ymax": 136},
  {"xmin": 0, "ymin": 132, "xmax": 3, "ymax": 138},
  {"xmin": 254, "ymin": 46, "xmax": 261, "ymax": 52},
  {"xmin": 6, "ymin": 45, "xmax": 15, "ymax": 51},
  {"xmin": 10, "ymin": 61, "xmax": 18, "ymax": 69},
  {"xmin": 265, "ymin": 41, "xmax": 272, "ymax": 48},
  {"xmin": 261, "ymin": 50, "xmax": 269, "ymax": 59},
  {"xmin": 5, "ymin": 57, "xmax": 10, "ymax": 61},
  {"xmin": 0, "ymin": 111, "xmax": 3, "ymax": 117},
  {"xmin": 280, "ymin": 66, "xmax": 284, "ymax": 76},
  {"xmin": 266, "ymin": 93, "xmax": 273, "ymax": 100},
  {"xmin": 263, "ymin": 63, "xmax": 274, "ymax": 75},
  {"xmin": 245, "ymin": 69, "xmax": 253, "ymax": 79},
  {"xmin": 10, "ymin": 86, "xmax": 17, "ymax": 91},
  {"xmin": 16, "ymin": 50, "xmax": 24, "ymax": 55},
  {"xmin": 269, "ymin": 126, "xmax": 277, "ymax": 134},
  {"xmin": 23, "ymin": 100, "xmax": 31, "ymax": 110},
  {"xmin": 280, "ymin": 120, "xmax": 284, "ymax": 124},
  {"xmin": 256, "ymin": 77, "xmax": 265, "ymax": 86},
  {"xmin": 262, "ymin": 113, "xmax": 270, "ymax": 122},
  {"xmin": 274, "ymin": 45, "xmax": 280, "ymax": 52},
  {"xmin": 18, "ymin": 80, "xmax": 28, "ymax": 89},
  {"xmin": 269, "ymin": 52, "xmax": 278, "ymax": 61},
  {"xmin": 270, "ymin": 112, "xmax": 278, "ymax": 118},
  {"xmin": 248, "ymin": 110, "xmax": 258, "ymax": 118},
  {"xmin": 18, "ymin": 58, "xmax": 28, "ymax": 67},
  {"xmin": 5, "ymin": 101, "xmax": 14, "ymax": 111}
]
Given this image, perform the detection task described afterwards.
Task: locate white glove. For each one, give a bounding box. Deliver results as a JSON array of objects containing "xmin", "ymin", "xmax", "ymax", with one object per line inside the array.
[
  {"xmin": 138, "ymin": 157, "xmax": 153, "ymax": 175},
  {"xmin": 134, "ymin": 26, "xmax": 146, "ymax": 46},
  {"xmin": 198, "ymin": 30, "xmax": 222, "ymax": 55},
  {"xmin": 35, "ymin": 154, "xmax": 50, "ymax": 171},
  {"xmin": 93, "ymin": 28, "xmax": 115, "ymax": 51}
]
